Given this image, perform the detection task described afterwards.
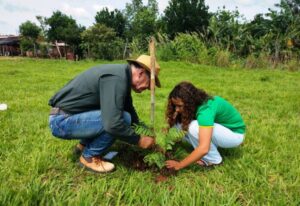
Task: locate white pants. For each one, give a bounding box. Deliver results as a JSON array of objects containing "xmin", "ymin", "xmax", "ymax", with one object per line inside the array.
[{"xmin": 180, "ymin": 121, "xmax": 245, "ymax": 164}]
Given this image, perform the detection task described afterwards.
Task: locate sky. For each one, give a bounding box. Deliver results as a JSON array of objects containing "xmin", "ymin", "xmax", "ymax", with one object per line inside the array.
[{"xmin": 0, "ymin": 0, "xmax": 280, "ymax": 35}]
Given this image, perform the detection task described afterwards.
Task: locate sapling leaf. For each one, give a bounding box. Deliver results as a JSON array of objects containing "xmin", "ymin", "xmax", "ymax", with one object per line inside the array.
[
  {"xmin": 133, "ymin": 122, "xmax": 187, "ymax": 170},
  {"xmin": 143, "ymin": 153, "xmax": 166, "ymax": 169}
]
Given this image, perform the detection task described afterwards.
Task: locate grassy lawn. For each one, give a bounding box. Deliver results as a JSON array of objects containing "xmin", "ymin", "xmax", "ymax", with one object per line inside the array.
[{"xmin": 0, "ymin": 57, "xmax": 299, "ymax": 205}]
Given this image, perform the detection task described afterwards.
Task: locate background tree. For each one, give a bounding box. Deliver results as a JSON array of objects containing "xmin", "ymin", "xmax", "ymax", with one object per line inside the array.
[
  {"xmin": 124, "ymin": 0, "xmax": 144, "ymax": 24},
  {"xmin": 260, "ymin": 0, "xmax": 300, "ymax": 61},
  {"xmin": 19, "ymin": 21, "xmax": 41, "ymax": 56},
  {"xmin": 36, "ymin": 16, "xmax": 48, "ymax": 40},
  {"xmin": 207, "ymin": 8, "xmax": 248, "ymax": 55},
  {"xmin": 46, "ymin": 11, "xmax": 84, "ymax": 58},
  {"xmin": 124, "ymin": 0, "xmax": 159, "ymax": 53},
  {"xmin": 81, "ymin": 23, "xmax": 124, "ymax": 60},
  {"xmin": 163, "ymin": 0, "xmax": 210, "ymax": 38},
  {"xmin": 95, "ymin": 8, "xmax": 126, "ymax": 37}
]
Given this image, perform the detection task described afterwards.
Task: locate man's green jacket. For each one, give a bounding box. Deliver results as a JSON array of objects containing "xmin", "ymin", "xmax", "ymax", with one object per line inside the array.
[{"xmin": 49, "ymin": 64, "xmax": 140, "ymax": 144}]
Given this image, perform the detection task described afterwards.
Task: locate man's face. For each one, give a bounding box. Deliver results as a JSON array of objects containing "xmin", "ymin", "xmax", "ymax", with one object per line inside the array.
[{"xmin": 132, "ymin": 69, "xmax": 150, "ymax": 93}]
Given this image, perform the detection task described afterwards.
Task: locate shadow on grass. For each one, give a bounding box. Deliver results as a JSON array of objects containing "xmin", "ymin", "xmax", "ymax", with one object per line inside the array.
[{"xmin": 66, "ymin": 140, "xmax": 244, "ymax": 175}]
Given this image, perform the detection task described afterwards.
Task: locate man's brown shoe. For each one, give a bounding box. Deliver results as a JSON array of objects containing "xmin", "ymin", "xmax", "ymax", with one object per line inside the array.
[
  {"xmin": 73, "ymin": 143, "xmax": 85, "ymax": 155},
  {"xmin": 79, "ymin": 155, "xmax": 115, "ymax": 173}
]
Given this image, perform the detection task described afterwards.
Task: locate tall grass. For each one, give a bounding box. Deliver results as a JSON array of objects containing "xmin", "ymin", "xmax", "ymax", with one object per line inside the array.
[
  {"xmin": 155, "ymin": 33, "xmax": 300, "ymax": 71},
  {"xmin": 0, "ymin": 57, "xmax": 299, "ymax": 205}
]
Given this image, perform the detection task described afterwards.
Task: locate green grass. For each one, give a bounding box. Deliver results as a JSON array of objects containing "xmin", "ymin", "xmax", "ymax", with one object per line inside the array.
[{"xmin": 0, "ymin": 57, "xmax": 299, "ymax": 205}]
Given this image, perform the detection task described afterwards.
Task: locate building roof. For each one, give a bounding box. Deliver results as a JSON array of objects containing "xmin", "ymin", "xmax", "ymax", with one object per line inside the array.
[{"xmin": 0, "ymin": 36, "xmax": 20, "ymax": 45}]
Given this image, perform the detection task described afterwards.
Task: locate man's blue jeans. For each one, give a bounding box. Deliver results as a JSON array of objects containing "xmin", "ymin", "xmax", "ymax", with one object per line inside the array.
[{"xmin": 49, "ymin": 110, "xmax": 132, "ymax": 158}]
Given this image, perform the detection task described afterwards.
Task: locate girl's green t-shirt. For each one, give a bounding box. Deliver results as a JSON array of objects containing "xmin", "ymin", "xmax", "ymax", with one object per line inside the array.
[{"xmin": 196, "ymin": 96, "xmax": 246, "ymax": 134}]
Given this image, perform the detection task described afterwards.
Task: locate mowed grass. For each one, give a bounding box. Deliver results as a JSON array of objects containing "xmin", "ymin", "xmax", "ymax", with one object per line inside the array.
[{"xmin": 0, "ymin": 57, "xmax": 299, "ymax": 205}]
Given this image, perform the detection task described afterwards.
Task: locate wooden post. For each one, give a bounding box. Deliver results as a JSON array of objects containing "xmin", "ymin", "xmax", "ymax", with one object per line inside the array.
[
  {"xmin": 149, "ymin": 37, "xmax": 156, "ymax": 128},
  {"xmin": 55, "ymin": 40, "xmax": 62, "ymax": 58}
]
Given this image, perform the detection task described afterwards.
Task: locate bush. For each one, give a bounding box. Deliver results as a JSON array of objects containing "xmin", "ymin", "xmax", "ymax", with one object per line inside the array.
[
  {"xmin": 81, "ymin": 23, "xmax": 124, "ymax": 60},
  {"xmin": 157, "ymin": 42, "xmax": 177, "ymax": 61},
  {"xmin": 156, "ymin": 33, "xmax": 177, "ymax": 61},
  {"xmin": 20, "ymin": 38, "xmax": 34, "ymax": 54},
  {"xmin": 173, "ymin": 33, "xmax": 207, "ymax": 63},
  {"xmin": 214, "ymin": 50, "xmax": 231, "ymax": 67},
  {"xmin": 245, "ymin": 54, "xmax": 258, "ymax": 69},
  {"xmin": 37, "ymin": 44, "xmax": 49, "ymax": 58},
  {"xmin": 129, "ymin": 37, "xmax": 148, "ymax": 58},
  {"xmin": 281, "ymin": 59, "xmax": 300, "ymax": 71},
  {"xmin": 245, "ymin": 52, "xmax": 271, "ymax": 69},
  {"xmin": 92, "ymin": 37, "xmax": 124, "ymax": 60}
]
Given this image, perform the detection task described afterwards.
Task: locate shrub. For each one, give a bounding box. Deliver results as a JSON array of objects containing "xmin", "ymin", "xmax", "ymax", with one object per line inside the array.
[
  {"xmin": 281, "ymin": 59, "xmax": 300, "ymax": 71},
  {"xmin": 156, "ymin": 42, "xmax": 177, "ymax": 61},
  {"xmin": 81, "ymin": 23, "xmax": 124, "ymax": 60},
  {"xmin": 214, "ymin": 50, "xmax": 231, "ymax": 67},
  {"xmin": 20, "ymin": 38, "xmax": 34, "ymax": 54},
  {"xmin": 173, "ymin": 33, "xmax": 207, "ymax": 63},
  {"xmin": 129, "ymin": 37, "xmax": 148, "ymax": 58},
  {"xmin": 156, "ymin": 33, "xmax": 177, "ymax": 61},
  {"xmin": 245, "ymin": 54, "xmax": 258, "ymax": 69},
  {"xmin": 37, "ymin": 44, "xmax": 49, "ymax": 58},
  {"xmin": 245, "ymin": 52, "xmax": 271, "ymax": 69},
  {"xmin": 98, "ymin": 37, "xmax": 124, "ymax": 60}
]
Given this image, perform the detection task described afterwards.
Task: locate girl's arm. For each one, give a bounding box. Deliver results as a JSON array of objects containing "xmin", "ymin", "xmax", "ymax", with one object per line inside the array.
[{"xmin": 165, "ymin": 127, "xmax": 213, "ymax": 170}]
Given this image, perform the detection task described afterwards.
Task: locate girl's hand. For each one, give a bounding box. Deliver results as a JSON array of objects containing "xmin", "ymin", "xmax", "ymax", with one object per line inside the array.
[{"xmin": 165, "ymin": 160, "xmax": 182, "ymax": 170}]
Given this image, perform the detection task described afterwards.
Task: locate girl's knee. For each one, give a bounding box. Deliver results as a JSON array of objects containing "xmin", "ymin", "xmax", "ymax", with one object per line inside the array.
[{"xmin": 188, "ymin": 120, "xmax": 198, "ymax": 138}]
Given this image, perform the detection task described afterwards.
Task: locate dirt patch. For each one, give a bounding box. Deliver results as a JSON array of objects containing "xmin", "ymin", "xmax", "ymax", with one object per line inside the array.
[
  {"xmin": 116, "ymin": 145, "xmax": 150, "ymax": 171},
  {"xmin": 155, "ymin": 167, "xmax": 177, "ymax": 183},
  {"xmin": 116, "ymin": 145, "xmax": 177, "ymax": 183}
]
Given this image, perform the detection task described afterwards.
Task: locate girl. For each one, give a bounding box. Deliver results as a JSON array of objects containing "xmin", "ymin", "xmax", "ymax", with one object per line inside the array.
[{"xmin": 165, "ymin": 82, "xmax": 246, "ymax": 170}]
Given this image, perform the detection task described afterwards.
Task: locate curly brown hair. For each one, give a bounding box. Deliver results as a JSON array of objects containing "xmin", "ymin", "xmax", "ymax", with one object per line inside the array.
[{"xmin": 166, "ymin": 81, "xmax": 212, "ymax": 131}]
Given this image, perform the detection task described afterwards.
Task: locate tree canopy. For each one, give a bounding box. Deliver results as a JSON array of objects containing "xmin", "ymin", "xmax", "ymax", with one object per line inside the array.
[
  {"xmin": 19, "ymin": 21, "xmax": 41, "ymax": 56},
  {"xmin": 19, "ymin": 21, "xmax": 41, "ymax": 40},
  {"xmin": 95, "ymin": 8, "xmax": 126, "ymax": 37},
  {"xmin": 46, "ymin": 11, "xmax": 84, "ymax": 45},
  {"xmin": 163, "ymin": 0, "xmax": 210, "ymax": 38}
]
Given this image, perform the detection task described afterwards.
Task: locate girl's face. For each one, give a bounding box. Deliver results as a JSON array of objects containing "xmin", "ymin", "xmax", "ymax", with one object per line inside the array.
[{"xmin": 171, "ymin": 98, "xmax": 184, "ymax": 114}]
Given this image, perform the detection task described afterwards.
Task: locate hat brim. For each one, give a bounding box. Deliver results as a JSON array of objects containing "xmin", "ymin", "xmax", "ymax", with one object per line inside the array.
[{"xmin": 127, "ymin": 59, "xmax": 161, "ymax": 88}]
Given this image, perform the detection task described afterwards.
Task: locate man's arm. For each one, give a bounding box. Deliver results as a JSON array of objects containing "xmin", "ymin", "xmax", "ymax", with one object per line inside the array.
[
  {"xmin": 124, "ymin": 95, "xmax": 139, "ymax": 125},
  {"xmin": 99, "ymin": 75, "xmax": 140, "ymax": 144}
]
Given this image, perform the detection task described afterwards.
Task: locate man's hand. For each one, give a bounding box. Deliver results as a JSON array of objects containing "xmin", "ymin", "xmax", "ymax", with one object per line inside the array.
[{"xmin": 138, "ymin": 136, "xmax": 155, "ymax": 149}]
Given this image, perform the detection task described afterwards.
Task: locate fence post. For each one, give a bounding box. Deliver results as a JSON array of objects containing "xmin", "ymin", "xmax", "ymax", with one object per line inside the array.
[{"xmin": 149, "ymin": 37, "xmax": 156, "ymax": 128}]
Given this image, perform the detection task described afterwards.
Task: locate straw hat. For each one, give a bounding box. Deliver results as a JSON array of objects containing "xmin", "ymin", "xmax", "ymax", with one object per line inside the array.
[{"xmin": 127, "ymin": 55, "xmax": 161, "ymax": 87}]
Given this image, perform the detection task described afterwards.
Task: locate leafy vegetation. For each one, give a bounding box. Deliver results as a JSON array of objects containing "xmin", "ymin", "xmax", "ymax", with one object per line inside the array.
[
  {"xmin": 95, "ymin": 8, "xmax": 126, "ymax": 38},
  {"xmin": 13, "ymin": 0, "xmax": 299, "ymax": 69},
  {"xmin": 163, "ymin": 0, "xmax": 210, "ymax": 38},
  {"xmin": 45, "ymin": 11, "xmax": 85, "ymax": 56},
  {"xmin": 133, "ymin": 124, "xmax": 185, "ymax": 169},
  {"xmin": 19, "ymin": 21, "xmax": 41, "ymax": 56},
  {"xmin": 81, "ymin": 24, "xmax": 124, "ymax": 60},
  {"xmin": 0, "ymin": 58, "xmax": 299, "ymax": 204}
]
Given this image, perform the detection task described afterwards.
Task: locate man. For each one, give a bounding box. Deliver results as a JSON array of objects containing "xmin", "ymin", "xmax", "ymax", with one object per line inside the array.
[{"xmin": 48, "ymin": 55, "xmax": 160, "ymax": 173}]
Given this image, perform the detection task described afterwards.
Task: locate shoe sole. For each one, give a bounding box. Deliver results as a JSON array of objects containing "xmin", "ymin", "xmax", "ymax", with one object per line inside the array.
[
  {"xmin": 78, "ymin": 162, "xmax": 116, "ymax": 173},
  {"xmin": 196, "ymin": 161, "xmax": 223, "ymax": 168}
]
